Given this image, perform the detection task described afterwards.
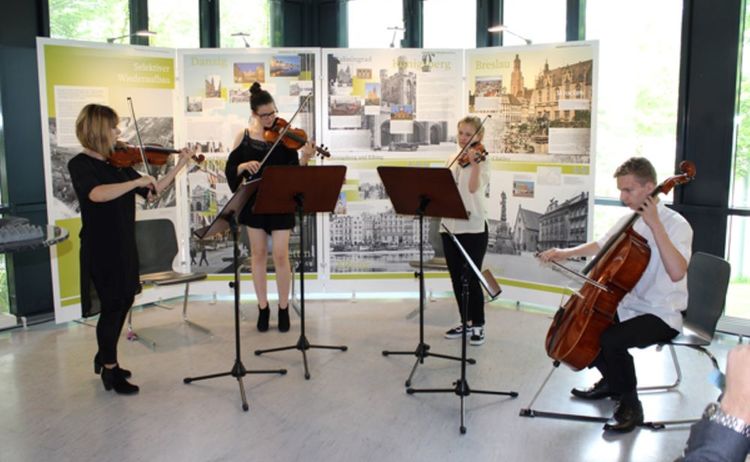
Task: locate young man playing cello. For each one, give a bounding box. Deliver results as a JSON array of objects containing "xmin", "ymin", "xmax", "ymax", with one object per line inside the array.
[{"xmin": 538, "ymin": 157, "xmax": 693, "ymax": 433}]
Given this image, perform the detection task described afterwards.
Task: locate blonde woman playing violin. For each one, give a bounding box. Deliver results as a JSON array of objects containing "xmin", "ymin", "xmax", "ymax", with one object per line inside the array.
[
  {"xmin": 68, "ymin": 103, "xmax": 192, "ymax": 395},
  {"xmin": 441, "ymin": 116, "xmax": 491, "ymax": 346}
]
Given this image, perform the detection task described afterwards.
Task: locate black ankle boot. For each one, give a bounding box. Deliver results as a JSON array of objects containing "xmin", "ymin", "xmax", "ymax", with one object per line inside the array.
[
  {"xmin": 257, "ymin": 305, "xmax": 270, "ymax": 332},
  {"xmin": 94, "ymin": 353, "xmax": 132, "ymax": 378},
  {"xmin": 101, "ymin": 367, "xmax": 139, "ymax": 395},
  {"xmin": 278, "ymin": 306, "xmax": 290, "ymax": 332}
]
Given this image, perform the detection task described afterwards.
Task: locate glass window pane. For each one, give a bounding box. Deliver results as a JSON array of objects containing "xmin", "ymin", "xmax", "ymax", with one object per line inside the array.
[
  {"xmin": 0, "ymin": 255, "xmax": 7, "ymax": 315},
  {"xmin": 732, "ymin": 1, "xmax": 750, "ymax": 209},
  {"xmin": 149, "ymin": 0, "xmax": 199, "ymax": 48},
  {"xmin": 220, "ymin": 0, "xmax": 271, "ymax": 48},
  {"xmin": 593, "ymin": 203, "xmax": 629, "ymax": 241},
  {"xmin": 502, "ymin": 0, "xmax": 565, "ymax": 46},
  {"xmin": 423, "ymin": 0, "xmax": 475, "ymax": 49},
  {"xmin": 49, "ymin": 0, "xmax": 130, "ymax": 42},
  {"xmin": 726, "ymin": 215, "xmax": 750, "ymax": 319},
  {"xmin": 348, "ymin": 0, "xmax": 403, "ymax": 48},
  {"xmin": 586, "ymin": 0, "xmax": 683, "ymax": 200}
]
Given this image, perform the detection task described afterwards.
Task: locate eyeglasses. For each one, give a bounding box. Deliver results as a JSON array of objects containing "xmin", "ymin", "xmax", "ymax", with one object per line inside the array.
[{"xmin": 257, "ymin": 111, "xmax": 276, "ymax": 119}]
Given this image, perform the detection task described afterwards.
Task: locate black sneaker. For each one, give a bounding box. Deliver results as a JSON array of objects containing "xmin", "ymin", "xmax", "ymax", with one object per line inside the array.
[
  {"xmin": 445, "ymin": 324, "xmax": 468, "ymax": 339},
  {"xmin": 469, "ymin": 326, "xmax": 485, "ymax": 346}
]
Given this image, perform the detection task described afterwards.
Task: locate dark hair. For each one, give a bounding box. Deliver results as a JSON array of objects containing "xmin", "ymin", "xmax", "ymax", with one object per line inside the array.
[
  {"xmin": 613, "ymin": 157, "xmax": 657, "ymax": 185},
  {"xmin": 249, "ymin": 82, "xmax": 274, "ymax": 113}
]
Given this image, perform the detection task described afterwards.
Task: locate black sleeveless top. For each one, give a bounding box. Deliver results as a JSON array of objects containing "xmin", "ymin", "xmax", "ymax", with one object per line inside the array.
[{"xmin": 225, "ymin": 130, "xmax": 299, "ymax": 232}]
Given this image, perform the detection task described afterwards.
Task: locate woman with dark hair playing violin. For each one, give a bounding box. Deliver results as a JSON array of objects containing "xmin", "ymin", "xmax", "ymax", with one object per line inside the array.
[
  {"xmin": 226, "ymin": 82, "xmax": 316, "ymax": 333},
  {"xmin": 442, "ymin": 115, "xmax": 491, "ymax": 346},
  {"xmin": 67, "ymin": 103, "xmax": 193, "ymax": 395},
  {"xmin": 538, "ymin": 157, "xmax": 692, "ymax": 433}
]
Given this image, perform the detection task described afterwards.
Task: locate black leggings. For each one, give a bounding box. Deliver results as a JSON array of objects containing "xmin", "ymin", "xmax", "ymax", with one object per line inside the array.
[
  {"xmin": 96, "ymin": 295, "xmax": 134, "ymax": 365},
  {"xmin": 441, "ymin": 225, "xmax": 489, "ymax": 326},
  {"xmin": 592, "ymin": 313, "xmax": 679, "ymax": 397}
]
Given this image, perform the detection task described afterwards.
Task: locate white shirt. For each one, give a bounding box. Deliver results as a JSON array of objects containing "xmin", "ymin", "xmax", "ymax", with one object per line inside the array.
[
  {"xmin": 596, "ymin": 202, "xmax": 693, "ymax": 331},
  {"xmin": 440, "ymin": 152, "xmax": 490, "ymax": 234}
]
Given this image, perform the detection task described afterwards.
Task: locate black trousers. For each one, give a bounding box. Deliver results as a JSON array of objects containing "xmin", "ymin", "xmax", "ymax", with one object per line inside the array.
[
  {"xmin": 592, "ymin": 313, "xmax": 679, "ymax": 400},
  {"xmin": 96, "ymin": 294, "xmax": 135, "ymax": 365},
  {"xmin": 441, "ymin": 225, "xmax": 489, "ymax": 326}
]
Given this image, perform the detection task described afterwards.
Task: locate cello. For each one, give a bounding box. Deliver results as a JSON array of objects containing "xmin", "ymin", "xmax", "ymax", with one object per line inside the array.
[{"xmin": 544, "ymin": 161, "xmax": 696, "ymax": 370}]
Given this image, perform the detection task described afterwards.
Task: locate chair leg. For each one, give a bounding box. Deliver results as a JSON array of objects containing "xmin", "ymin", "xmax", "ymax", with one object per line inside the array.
[
  {"xmin": 519, "ymin": 363, "xmax": 612, "ymax": 423},
  {"xmin": 638, "ymin": 344, "xmax": 682, "ymax": 392},
  {"xmin": 181, "ymin": 282, "xmax": 212, "ymax": 336},
  {"xmin": 125, "ymin": 308, "xmax": 156, "ymax": 350}
]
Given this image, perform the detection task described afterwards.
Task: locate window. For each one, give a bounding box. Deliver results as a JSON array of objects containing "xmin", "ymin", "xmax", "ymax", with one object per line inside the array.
[
  {"xmin": 423, "ymin": 0, "xmax": 475, "ymax": 49},
  {"xmin": 49, "ymin": 0, "xmax": 130, "ymax": 42},
  {"xmin": 502, "ymin": 0, "xmax": 566, "ymax": 46},
  {"xmin": 725, "ymin": 217, "xmax": 750, "ymax": 319},
  {"xmin": 348, "ymin": 0, "xmax": 403, "ymax": 48},
  {"xmin": 726, "ymin": 1, "xmax": 750, "ymax": 322},
  {"xmin": 149, "ymin": 0, "xmax": 199, "ymax": 48},
  {"xmin": 586, "ymin": 0, "xmax": 683, "ymax": 200},
  {"xmin": 220, "ymin": 0, "xmax": 271, "ymax": 48}
]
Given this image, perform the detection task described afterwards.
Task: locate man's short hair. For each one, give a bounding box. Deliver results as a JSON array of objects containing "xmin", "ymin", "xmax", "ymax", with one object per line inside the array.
[{"xmin": 613, "ymin": 157, "xmax": 657, "ymax": 185}]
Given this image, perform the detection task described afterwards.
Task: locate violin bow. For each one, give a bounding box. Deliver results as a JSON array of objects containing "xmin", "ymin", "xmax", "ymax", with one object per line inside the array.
[
  {"xmin": 128, "ymin": 97, "xmax": 181, "ymax": 209},
  {"xmin": 126, "ymin": 97, "xmax": 153, "ymax": 179},
  {"xmin": 447, "ymin": 114, "xmax": 491, "ymax": 169}
]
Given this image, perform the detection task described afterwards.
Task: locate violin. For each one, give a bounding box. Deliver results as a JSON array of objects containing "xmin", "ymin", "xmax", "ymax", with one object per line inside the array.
[
  {"xmin": 110, "ymin": 141, "xmax": 205, "ymax": 168},
  {"xmin": 263, "ymin": 117, "xmax": 331, "ymax": 158},
  {"xmin": 457, "ymin": 141, "xmax": 488, "ymax": 168}
]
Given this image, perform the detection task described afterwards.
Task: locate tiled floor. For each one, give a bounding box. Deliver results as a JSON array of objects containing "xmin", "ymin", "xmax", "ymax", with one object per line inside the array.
[{"xmin": 0, "ymin": 297, "xmax": 739, "ymax": 461}]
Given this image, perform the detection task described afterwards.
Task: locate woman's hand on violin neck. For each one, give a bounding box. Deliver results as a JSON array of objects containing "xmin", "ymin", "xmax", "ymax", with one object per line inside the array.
[
  {"xmin": 300, "ymin": 140, "xmax": 316, "ymax": 160},
  {"xmin": 177, "ymin": 147, "xmax": 194, "ymax": 166}
]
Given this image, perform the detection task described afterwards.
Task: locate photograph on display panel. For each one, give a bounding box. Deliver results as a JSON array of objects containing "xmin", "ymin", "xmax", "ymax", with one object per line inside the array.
[
  {"xmin": 324, "ymin": 49, "xmax": 462, "ymax": 156},
  {"xmin": 466, "ymin": 44, "xmax": 595, "ymax": 164},
  {"xmin": 328, "ymin": 159, "xmax": 441, "ymax": 274}
]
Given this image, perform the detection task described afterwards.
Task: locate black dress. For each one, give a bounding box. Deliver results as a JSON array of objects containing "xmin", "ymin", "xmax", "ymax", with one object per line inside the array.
[
  {"xmin": 68, "ymin": 154, "xmax": 149, "ymax": 317},
  {"xmin": 225, "ymin": 130, "xmax": 300, "ymax": 234}
]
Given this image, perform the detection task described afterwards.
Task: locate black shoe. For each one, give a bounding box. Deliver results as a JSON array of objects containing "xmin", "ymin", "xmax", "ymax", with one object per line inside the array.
[
  {"xmin": 571, "ymin": 379, "xmax": 620, "ymax": 401},
  {"xmin": 94, "ymin": 353, "xmax": 132, "ymax": 379},
  {"xmin": 278, "ymin": 306, "xmax": 290, "ymax": 332},
  {"xmin": 257, "ymin": 305, "xmax": 270, "ymax": 332},
  {"xmin": 101, "ymin": 367, "xmax": 139, "ymax": 395},
  {"xmin": 603, "ymin": 399, "xmax": 643, "ymax": 433}
]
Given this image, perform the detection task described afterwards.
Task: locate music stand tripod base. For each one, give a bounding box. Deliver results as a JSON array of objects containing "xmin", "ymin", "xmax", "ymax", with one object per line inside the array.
[
  {"xmin": 407, "ymin": 229, "xmax": 517, "ymax": 434},
  {"xmin": 377, "ymin": 166, "xmax": 477, "ymax": 387},
  {"xmin": 184, "ymin": 181, "xmax": 286, "ymax": 411},
  {"xmin": 251, "ymin": 166, "xmax": 349, "ymax": 380}
]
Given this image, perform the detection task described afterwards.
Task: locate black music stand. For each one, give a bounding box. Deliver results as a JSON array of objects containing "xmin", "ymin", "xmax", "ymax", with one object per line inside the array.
[
  {"xmin": 253, "ymin": 166, "xmax": 348, "ymax": 379},
  {"xmin": 184, "ymin": 179, "xmax": 287, "ymax": 411},
  {"xmin": 407, "ymin": 224, "xmax": 517, "ymax": 434},
  {"xmin": 377, "ymin": 166, "xmax": 476, "ymax": 387}
]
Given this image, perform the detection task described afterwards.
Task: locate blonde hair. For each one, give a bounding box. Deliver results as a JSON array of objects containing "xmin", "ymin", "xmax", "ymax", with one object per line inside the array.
[
  {"xmin": 613, "ymin": 157, "xmax": 657, "ymax": 185},
  {"xmin": 75, "ymin": 104, "xmax": 119, "ymax": 158},
  {"xmin": 457, "ymin": 116, "xmax": 484, "ymax": 140}
]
